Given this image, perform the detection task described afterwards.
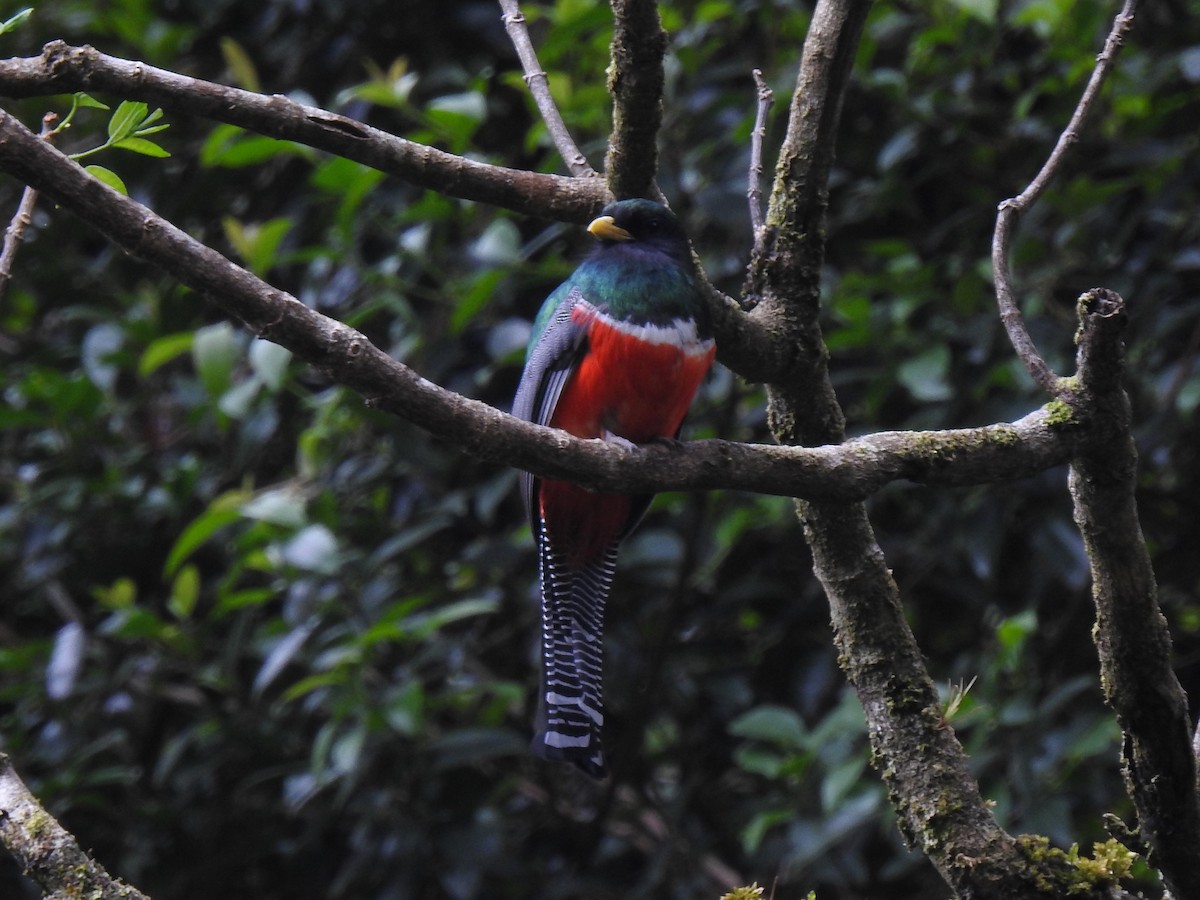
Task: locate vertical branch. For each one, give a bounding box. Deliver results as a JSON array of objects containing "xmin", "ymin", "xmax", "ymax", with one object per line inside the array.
[
  {"xmin": 747, "ymin": 69, "xmax": 773, "ymax": 236},
  {"xmin": 743, "ymin": 1, "xmax": 1076, "ymax": 894},
  {"xmin": 0, "ymin": 111, "xmax": 57, "ymax": 312},
  {"xmin": 498, "ymin": 0, "xmax": 597, "ymax": 178},
  {"xmin": 1068, "ymin": 289, "xmax": 1200, "ymax": 900},
  {"xmin": 605, "ymin": 0, "xmax": 666, "ymax": 199},
  {"xmin": 992, "ymin": 0, "xmax": 1138, "ymax": 396}
]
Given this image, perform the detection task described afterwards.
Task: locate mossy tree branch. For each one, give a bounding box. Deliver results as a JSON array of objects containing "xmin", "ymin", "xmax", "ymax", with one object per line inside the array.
[
  {"xmin": 1066, "ymin": 290, "xmax": 1200, "ymax": 900},
  {"xmin": 0, "ymin": 753, "xmax": 149, "ymax": 900},
  {"xmin": 0, "ymin": 1, "xmax": 1174, "ymax": 897},
  {"xmin": 0, "ymin": 105, "xmax": 1079, "ymax": 504},
  {"xmin": 604, "ymin": 0, "xmax": 666, "ymax": 200},
  {"xmin": 739, "ymin": 0, "xmax": 1125, "ymax": 895}
]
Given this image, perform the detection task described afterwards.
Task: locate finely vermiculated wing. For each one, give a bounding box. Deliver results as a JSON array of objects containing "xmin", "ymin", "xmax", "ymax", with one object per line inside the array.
[{"xmin": 512, "ymin": 288, "xmax": 588, "ymax": 522}]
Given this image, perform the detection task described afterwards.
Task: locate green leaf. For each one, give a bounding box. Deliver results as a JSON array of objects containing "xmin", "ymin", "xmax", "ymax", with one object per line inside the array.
[
  {"xmin": 898, "ymin": 345, "xmax": 953, "ymax": 402},
  {"xmin": 213, "ymin": 587, "xmax": 276, "ymax": 617},
  {"xmin": 0, "ymin": 8, "xmax": 32, "ymax": 37},
  {"xmin": 253, "ymin": 622, "xmax": 316, "ymax": 696},
  {"xmin": 739, "ymin": 809, "xmax": 793, "ymax": 855},
  {"xmin": 192, "ymin": 321, "xmax": 240, "ymax": 398},
  {"xmin": 201, "ymin": 123, "xmax": 312, "ymax": 168},
  {"xmin": 821, "ymin": 754, "xmax": 869, "ymax": 811},
  {"xmin": 241, "ymin": 488, "xmax": 307, "ymax": 527},
  {"xmin": 220, "ymin": 36, "xmax": 261, "ymax": 92},
  {"xmin": 947, "ymin": 0, "xmax": 997, "ymax": 22},
  {"xmin": 249, "ymin": 339, "xmax": 292, "ymax": 392},
  {"xmin": 139, "ymin": 332, "xmax": 195, "ymax": 377},
  {"xmin": 428, "ymin": 728, "xmax": 525, "ymax": 771},
  {"xmin": 168, "ymin": 564, "xmax": 200, "ymax": 620},
  {"xmin": 134, "ymin": 107, "xmax": 164, "ymax": 130},
  {"xmin": 450, "ymin": 270, "xmax": 503, "ymax": 333},
  {"xmin": 217, "ymin": 376, "xmax": 262, "ymax": 419},
  {"xmin": 85, "ymin": 165, "xmax": 128, "ymax": 194},
  {"xmin": 732, "ymin": 745, "xmax": 786, "ymax": 779},
  {"xmin": 108, "ymin": 100, "xmax": 149, "ymax": 142},
  {"xmin": 280, "ymin": 524, "xmax": 340, "ymax": 574},
  {"xmin": 728, "ymin": 705, "xmax": 807, "ymax": 747},
  {"xmin": 164, "ymin": 500, "xmax": 245, "ymax": 577},
  {"xmin": 407, "ymin": 597, "xmax": 498, "ymax": 638},
  {"xmin": 93, "ymin": 576, "xmax": 137, "ymax": 610},
  {"xmin": 114, "ymin": 136, "xmax": 171, "ymax": 158},
  {"xmin": 73, "ymin": 92, "xmax": 110, "ymax": 111},
  {"xmin": 385, "ymin": 680, "xmax": 425, "ymax": 737},
  {"xmin": 279, "ymin": 671, "xmax": 346, "ymax": 703},
  {"xmin": 222, "ymin": 216, "xmax": 292, "ymax": 276}
]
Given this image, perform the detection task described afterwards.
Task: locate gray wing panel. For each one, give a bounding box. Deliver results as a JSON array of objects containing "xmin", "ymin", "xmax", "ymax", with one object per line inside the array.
[{"xmin": 512, "ymin": 288, "xmax": 590, "ymax": 522}]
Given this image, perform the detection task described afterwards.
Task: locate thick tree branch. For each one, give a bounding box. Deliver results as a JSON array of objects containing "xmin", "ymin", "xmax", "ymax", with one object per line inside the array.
[
  {"xmin": 498, "ymin": 0, "xmax": 596, "ymax": 177},
  {"xmin": 1067, "ymin": 289, "xmax": 1200, "ymax": 899},
  {"xmin": 0, "ymin": 105, "xmax": 1082, "ymax": 506},
  {"xmin": 0, "ymin": 41, "xmax": 606, "ymax": 222},
  {"xmin": 739, "ymin": 1, "xmax": 1084, "ymax": 895},
  {"xmin": 743, "ymin": 0, "xmax": 865, "ymax": 439},
  {"xmin": 992, "ymin": 0, "xmax": 1138, "ymax": 396},
  {"xmin": 0, "ymin": 40, "xmax": 797, "ymax": 386},
  {"xmin": 0, "ymin": 753, "xmax": 148, "ymax": 900},
  {"xmin": 604, "ymin": 0, "xmax": 665, "ymax": 199}
]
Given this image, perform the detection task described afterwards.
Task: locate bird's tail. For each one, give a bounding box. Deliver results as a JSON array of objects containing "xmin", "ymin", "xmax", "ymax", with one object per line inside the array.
[{"xmin": 531, "ymin": 518, "xmax": 618, "ymax": 779}]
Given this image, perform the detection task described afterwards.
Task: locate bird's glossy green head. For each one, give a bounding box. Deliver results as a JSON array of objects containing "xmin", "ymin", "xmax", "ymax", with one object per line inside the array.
[{"xmin": 526, "ymin": 199, "xmax": 707, "ymax": 353}]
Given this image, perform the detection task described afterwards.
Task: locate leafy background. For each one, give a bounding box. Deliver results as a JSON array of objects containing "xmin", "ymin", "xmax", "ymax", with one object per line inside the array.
[{"xmin": 1, "ymin": 0, "xmax": 1198, "ymax": 897}]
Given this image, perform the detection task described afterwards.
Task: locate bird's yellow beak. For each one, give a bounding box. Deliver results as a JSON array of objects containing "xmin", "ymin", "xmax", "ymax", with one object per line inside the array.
[{"xmin": 587, "ymin": 215, "xmax": 633, "ymax": 242}]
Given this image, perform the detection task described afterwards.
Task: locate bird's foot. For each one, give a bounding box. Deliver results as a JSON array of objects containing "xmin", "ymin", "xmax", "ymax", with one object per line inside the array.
[{"xmin": 600, "ymin": 430, "xmax": 639, "ymax": 452}]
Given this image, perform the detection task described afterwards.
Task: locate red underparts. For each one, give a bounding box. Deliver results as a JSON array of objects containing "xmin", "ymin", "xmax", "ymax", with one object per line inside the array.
[{"xmin": 539, "ymin": 307, "xmax": 715, "ymax": 568}]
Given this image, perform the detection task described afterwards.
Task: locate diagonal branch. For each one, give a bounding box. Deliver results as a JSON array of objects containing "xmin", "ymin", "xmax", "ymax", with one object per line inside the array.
[
  {"xmin": 604, "ymin": 0, "xmax": 666, "ymax": 199},
  {"xmin": 0, "ymin": 41, "xmax": 605, "ymax": 222},
  {"xmin": 992, "ymin": 0, "xmax": 1138, "ymax": 396},
  {"xmin": 0, "ymin": 105, "xmax": 1083, "ymax": 506},
  {"xmin": 498, "ymin": 0, "xmax": 596, "ymax": 177},
  {"xmin": 0, "ymin": 753, "xmax": 149, "ymax": 900}
]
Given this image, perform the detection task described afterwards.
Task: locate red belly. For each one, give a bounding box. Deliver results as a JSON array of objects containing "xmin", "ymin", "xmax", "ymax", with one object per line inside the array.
[{"xmin": 540, "ymin": 311, "xmax": 715, "ymax": 567}]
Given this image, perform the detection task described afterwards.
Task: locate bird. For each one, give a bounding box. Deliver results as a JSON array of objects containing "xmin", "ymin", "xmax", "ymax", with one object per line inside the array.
[{"xmin": 511, "ymin": 198, "xmax": 716, "ymax": 778}]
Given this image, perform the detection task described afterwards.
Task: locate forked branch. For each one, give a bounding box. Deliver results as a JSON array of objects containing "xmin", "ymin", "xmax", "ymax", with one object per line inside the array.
[{"xmin": 992, "ymin": 0, "xmax": 1138, "ymax": 395}]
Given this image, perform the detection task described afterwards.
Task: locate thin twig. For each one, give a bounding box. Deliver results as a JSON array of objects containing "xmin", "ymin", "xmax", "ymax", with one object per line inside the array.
[
  {"xmin": 0, "ymin": 111, "xmax": 57, "ymax": 319},
  {"xmin": 747, "ymin": 68, "xmax": 773, "ymax": 235},
  {"xmin": 498, "ymin": 0, "xmax": 596, "ymax": 177},
  {"xmin": 992, "ymin": 0, "xmax": 1139, "ymax": 396}
]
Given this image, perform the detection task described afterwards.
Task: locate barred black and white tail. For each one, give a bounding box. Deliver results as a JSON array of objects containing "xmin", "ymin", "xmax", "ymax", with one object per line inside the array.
[{"xmin": 531, "ymin": 518, "xmax": 619, "ymax": 779}]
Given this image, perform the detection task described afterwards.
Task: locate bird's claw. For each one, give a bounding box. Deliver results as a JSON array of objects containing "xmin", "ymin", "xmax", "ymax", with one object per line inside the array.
[{"xmin": 601, "ymin": 430, "xmax": 639, "ymax": 452}]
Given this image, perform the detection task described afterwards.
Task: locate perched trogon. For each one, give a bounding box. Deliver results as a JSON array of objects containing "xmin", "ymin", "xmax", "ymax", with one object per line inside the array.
[{"xmin": 512, "ymin": 199, "xmax": 716, "ymax": 778}]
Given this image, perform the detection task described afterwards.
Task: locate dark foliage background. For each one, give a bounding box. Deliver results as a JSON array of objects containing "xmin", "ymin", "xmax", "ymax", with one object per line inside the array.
[{"xmin": 2, "ymin": 1, "xmax": 1198, "ymax": 897}]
